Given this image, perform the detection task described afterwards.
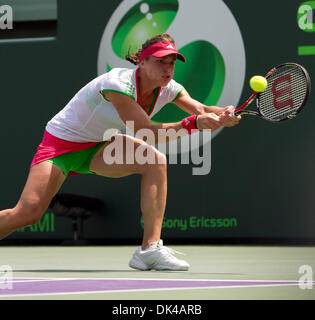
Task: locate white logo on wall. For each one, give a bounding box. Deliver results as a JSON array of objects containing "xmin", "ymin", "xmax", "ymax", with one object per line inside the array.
[{"xmin": 97, "ymin": 0, "xmax": 245, "ymax": 153}]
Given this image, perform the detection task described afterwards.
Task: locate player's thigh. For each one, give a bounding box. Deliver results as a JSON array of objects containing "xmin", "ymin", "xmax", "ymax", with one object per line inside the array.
[
  {"xmin": 90, "ymin": 134, "xmax": 166, "ymax": 178},
  {"xmin": 15, "ymin": 161, "xmax": 66, "ymax": 222}
]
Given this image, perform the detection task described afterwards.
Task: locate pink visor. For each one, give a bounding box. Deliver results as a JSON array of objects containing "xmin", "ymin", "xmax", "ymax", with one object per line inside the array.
[{"xmin": 139, "ymin": 42, "xmax": 186, "ymax": 63}]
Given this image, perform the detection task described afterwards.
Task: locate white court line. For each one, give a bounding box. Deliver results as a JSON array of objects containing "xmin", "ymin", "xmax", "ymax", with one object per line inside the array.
[
  {"xmin": 1, "ymin": 278, "xmax": 314, "ymax": 298},
  {"xmin": 9, "ymin": 277, "xmax": 310, "ymax": 283}
]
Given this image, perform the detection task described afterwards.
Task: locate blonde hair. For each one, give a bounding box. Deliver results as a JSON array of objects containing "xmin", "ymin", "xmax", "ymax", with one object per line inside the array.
[{"xmin": 125, "ymin": 34, "xmax": 175, "ymax": 65}]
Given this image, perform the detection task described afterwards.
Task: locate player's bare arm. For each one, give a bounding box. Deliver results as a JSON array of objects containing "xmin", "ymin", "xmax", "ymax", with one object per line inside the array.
[
  {"xmin": 104, "ymin": 91, "xmax": 223, "ymax": 138},
  {"xmin": 173, "ymin": 88, "xmax": 241, "ymax": 127}
]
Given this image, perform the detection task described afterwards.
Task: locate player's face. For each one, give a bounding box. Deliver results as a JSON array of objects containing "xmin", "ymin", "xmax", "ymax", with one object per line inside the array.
[{"xmin": 142, "ymin": 54, "xmax": 176, "ymax": 86}]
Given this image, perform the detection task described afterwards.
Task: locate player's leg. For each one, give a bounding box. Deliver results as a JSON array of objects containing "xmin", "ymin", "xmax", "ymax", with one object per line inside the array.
[
  {"xmin": 0, "ymin": 161, "xmax": 66, "ymax": 240},
  {"xmin": 90, "ymin": 134, "xmax": 167, "ymax": 250},
  {"xmin": 89, "ymin": 134, "xmax": 189, "ymax": 271}
]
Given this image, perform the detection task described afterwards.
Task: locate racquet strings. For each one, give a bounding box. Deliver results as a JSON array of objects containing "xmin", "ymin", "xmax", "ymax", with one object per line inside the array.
[{"xmin": 258, "ymin": 65, "xmax": 308, "ymax": 121}]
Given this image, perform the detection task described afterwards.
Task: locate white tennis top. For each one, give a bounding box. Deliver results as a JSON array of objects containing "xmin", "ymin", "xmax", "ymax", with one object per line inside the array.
[{"xmin": 46, "ymin": 68, "xmax": 183, "ymax": 142}]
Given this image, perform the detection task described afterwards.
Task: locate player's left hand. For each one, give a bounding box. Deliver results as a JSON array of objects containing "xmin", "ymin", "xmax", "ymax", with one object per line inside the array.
[{"xmin": 219, "ymin": 106, "xmax": 241, "ymax": 127}]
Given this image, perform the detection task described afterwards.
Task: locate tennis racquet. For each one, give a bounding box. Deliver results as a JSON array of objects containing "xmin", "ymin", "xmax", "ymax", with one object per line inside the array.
[{"xmin": 234, "ymin": 63, "xmax": 311, "ymax": 122}]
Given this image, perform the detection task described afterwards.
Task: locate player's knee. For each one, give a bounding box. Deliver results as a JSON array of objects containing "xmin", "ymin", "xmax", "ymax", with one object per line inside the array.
[
  {"xmin": 143, "ymin": 148, "xmax": 167, "ymax": 170},
  {"xmin": 14, "ymin": 199, "xmax": 46, "ymax": 227},
  {"xmin": 24, "ymin": 212, "xmax": 43, "ymax": 227}
]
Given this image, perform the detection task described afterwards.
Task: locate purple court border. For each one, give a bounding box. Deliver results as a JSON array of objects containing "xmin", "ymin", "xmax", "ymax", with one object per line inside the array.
[{"xmin": 1, "ymin": 278, "xmax": 313, "ymax": 297}]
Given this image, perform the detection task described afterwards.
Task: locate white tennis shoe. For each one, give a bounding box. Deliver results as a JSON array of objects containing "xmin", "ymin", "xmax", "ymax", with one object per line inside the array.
[{"xmin": 128, "ymin": 240, "xmax": 189, "ymax": 271}]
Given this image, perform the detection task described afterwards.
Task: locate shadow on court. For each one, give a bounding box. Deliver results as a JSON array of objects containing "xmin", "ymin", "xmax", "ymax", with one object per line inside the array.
[
  {"xmin": 14, "ymin": 269, "xmax": 137, "ymax": 273},
  {"xmin": 14, "ymin": 269, "xmax": 246, "ymax": 276}
]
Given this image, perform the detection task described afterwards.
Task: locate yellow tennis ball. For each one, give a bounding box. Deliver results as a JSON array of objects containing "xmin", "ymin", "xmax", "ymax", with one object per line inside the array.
[{"xmin": 250, "ymin": 76, "xmax": 268, "ymax": 92}]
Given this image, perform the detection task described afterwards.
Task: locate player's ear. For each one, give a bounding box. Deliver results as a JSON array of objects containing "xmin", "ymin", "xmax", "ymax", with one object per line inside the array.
[{"xmin": 139, "ymin": 58, "xmax": 148, "ymax": 68}]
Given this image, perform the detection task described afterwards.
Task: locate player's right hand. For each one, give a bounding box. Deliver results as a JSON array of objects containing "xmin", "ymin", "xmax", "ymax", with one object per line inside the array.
[{"xmin": 219, "ymin": 106, "xmax": 241, "ymax": 127}]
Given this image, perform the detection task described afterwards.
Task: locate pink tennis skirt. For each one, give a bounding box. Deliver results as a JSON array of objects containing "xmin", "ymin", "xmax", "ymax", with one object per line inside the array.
[{"xmin": 31, "ymin": 130, "xmax": 100, "ymax": 176}]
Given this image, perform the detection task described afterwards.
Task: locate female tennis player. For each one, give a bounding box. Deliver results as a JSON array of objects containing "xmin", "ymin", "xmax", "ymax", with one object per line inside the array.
[{"xmin": 0, "ymin": 34, "xmax": 240, "ymax": 271}]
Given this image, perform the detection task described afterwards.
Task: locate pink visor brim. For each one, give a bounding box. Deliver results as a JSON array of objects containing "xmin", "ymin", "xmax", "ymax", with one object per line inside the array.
[
  {"xmin": 139, "ymin": 42, "xmax": 186, "ymax": 63},
  {"xmin": 151, "ymin": 50, "xmax": 186, "ymax": 62}
]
